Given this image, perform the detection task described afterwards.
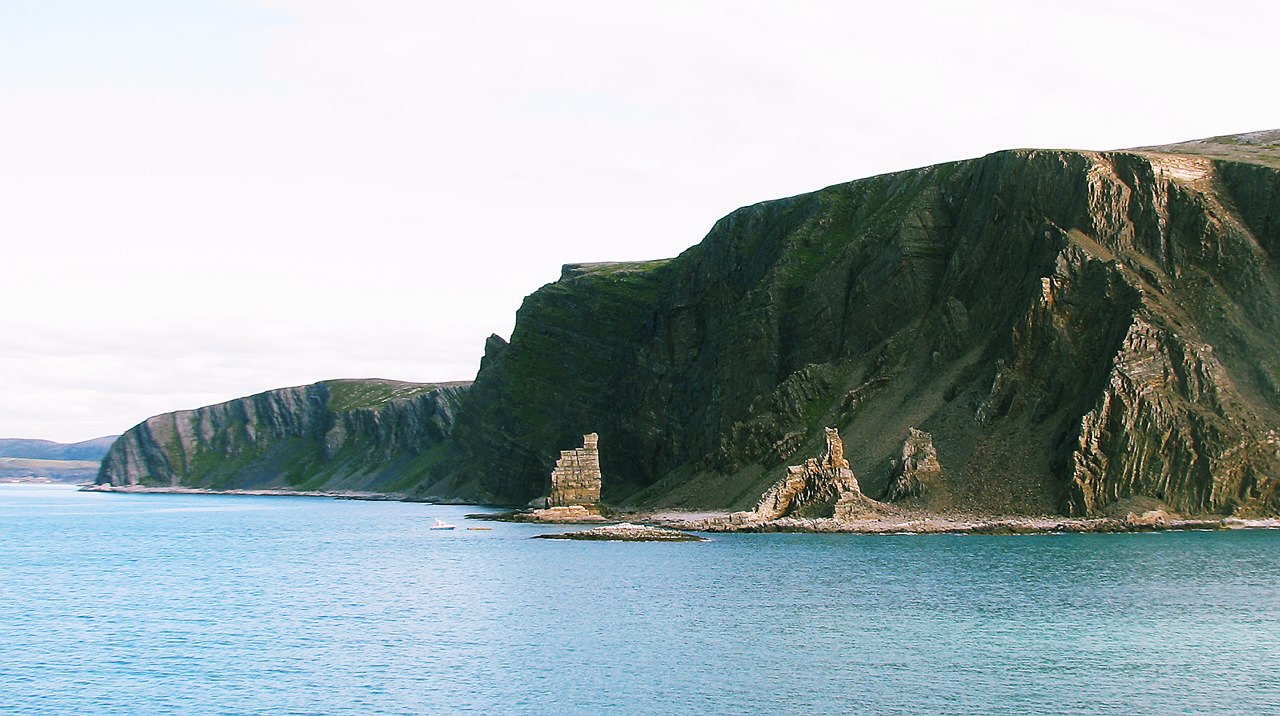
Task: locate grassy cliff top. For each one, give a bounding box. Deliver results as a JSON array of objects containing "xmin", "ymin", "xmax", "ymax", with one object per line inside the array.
[
  {"xmin": 1134, "ymin": 128, "xmax": 1280, "ymax": 168},
  {"xmin": 321, "ymin": 379, "xmax": 467, "ymax": 412},
  {"xmin": 560, "ymin": 259, "xmax": 673, "ymax": 280}
]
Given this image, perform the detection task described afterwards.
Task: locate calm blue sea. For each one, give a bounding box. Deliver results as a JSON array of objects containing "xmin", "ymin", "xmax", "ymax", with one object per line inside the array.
[{"xmin": 2, "ymin": 484, "xmax": 1278, "ymax": 715}]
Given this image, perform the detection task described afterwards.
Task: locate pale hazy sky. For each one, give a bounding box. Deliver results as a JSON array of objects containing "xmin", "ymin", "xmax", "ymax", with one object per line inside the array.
[{"xmin": 3, "ymin": 0, "xmax": 1278, "ymax": 442}]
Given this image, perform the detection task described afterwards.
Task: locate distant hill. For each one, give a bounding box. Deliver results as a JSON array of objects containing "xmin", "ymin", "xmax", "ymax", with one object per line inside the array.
[
  {"xmin": 0, "ymin": 457, "xmax": 102, "ymax": 484},
  {"xmin": 97, "ymin": 380, "xmax": 467, "ymax": 492},
  {"xmin": 0, "ymin": 436, "xmax": 118, "ymax": 461}
]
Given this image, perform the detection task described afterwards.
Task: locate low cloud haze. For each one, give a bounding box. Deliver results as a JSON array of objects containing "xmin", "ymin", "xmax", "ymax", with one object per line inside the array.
[{"xmin": 3, "ymin": 0, "xmax": 1278, "ymax": 441}]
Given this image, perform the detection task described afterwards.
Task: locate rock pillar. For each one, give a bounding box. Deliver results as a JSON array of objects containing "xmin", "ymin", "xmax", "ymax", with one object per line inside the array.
[
  {"xmin": 547, "ymin": 433, "xmax": 603, "ymax": 508},
  {"xmin": 754, "ymin": 427, "xmax": 870, "ymax": 521},
  {"xmin": 884, "ymin": 428, "xmax": 941, "ymax": 501}
]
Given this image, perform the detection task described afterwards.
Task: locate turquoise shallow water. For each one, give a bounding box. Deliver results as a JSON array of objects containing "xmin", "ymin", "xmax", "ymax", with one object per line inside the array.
[{"xmin": 2, "ymin": 484, "xmax": 1278, "ymax": 715}]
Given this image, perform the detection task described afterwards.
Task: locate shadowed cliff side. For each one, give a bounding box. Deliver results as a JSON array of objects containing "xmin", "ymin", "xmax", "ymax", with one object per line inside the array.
[{"xmin": 98, "ymin": 379, "xmax": 469, "ymax": 494}]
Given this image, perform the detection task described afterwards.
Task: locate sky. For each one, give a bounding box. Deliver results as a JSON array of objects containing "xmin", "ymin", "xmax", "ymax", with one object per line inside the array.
[{"xmin": 3, "ymin": 0, "xmax": 1278, "ymax": 442}]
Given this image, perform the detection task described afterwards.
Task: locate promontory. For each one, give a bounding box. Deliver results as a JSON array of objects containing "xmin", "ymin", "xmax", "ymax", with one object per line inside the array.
[{"xmin": 96, "ymin": 130, "xmax": 1280, "ymax": 522}]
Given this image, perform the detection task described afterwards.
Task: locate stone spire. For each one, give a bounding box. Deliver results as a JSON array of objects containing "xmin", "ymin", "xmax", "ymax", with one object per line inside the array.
[
  {"xmin": 884, "ymin": 428, "xmax": 941, "ymax": 501},
  {"xmin": 547, "ymin": 433, "xmax": 603, "ymax": 508},
  {"xmin": 753, "ymin": 427, "xmax": 871, "ymax": 521},
  {"xmin": 822, "ymin": 426, "xmax": 849, "ymax": 470}
]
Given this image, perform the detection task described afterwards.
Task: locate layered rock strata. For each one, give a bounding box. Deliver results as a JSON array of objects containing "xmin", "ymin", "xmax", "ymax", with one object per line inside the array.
[
  {"xmin": 884, "ymin": 428, "xmax": 942, "ymax": 501},
  {"xmin": 445, "ymin": 133, "xmax": 1280, "ymax": 516},
  {"xmin": 752, "ymin": 428, "xmax": 874, "ymax": 520},
  {"xmin": 547, "ymin": 433, "xmax": 603, "ymax": 507}
]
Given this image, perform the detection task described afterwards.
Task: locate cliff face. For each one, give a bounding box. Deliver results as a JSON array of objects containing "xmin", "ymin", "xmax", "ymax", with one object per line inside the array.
[
  {"xmin": 99, "ymin": 131, "xmax": 1280, "ymax": 516},
  {"xmin": 445, "ymin": 134, "xmax": 1280, "ymax": 516},
  {"xmin": 98, "ymin": 379, "xmax": 469, "ymax": 494}
]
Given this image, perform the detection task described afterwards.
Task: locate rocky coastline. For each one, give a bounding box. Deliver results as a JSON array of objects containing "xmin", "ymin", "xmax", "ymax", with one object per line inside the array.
[
  {"xmin": 93, "ymin": 132, "xmax": 1280, "ymax": 521},
  {"xmin": 644, "ymin": 509, "xmax": 1280, "ymax": 535},
  {"xmin": 77, "ymin": 483, "xmax": 1280, "ymax": 535}
]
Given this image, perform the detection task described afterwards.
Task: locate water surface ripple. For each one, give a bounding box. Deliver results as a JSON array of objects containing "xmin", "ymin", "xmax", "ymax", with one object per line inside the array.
[{"xmin": 2, "ymin": 485, "xmax": 1277, "ymax": 715}]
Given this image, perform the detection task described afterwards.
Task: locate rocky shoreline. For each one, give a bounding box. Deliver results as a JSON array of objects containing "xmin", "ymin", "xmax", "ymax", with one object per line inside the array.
[
  {"xmin": 78, "ymin": 485, "xmax": 1280, "ymax": 535},
  {"xmin": 644, "ymin": 509, "xmax": 1280, "ymax": 535}
]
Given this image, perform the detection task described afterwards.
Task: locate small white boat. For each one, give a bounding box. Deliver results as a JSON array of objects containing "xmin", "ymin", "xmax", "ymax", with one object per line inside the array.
[{"xmin": 429, "ymin": 518, "xmax": 457, "ymax": 530}]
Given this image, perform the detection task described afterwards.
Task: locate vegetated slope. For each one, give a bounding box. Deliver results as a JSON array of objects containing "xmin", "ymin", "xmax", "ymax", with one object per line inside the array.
[
  {"xmin": 97, "ymin": 379, "xmax": 469, "ymax": 494},
  {"xmin": 443, "ymin": 131, "xmax": 1280, "ymax": 516},
  {"xmin": 0, "ymin": 436, "xmax": 118, "ymax": 461}
]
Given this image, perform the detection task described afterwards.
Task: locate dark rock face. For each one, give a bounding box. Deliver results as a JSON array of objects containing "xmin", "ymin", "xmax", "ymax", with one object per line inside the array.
[
  {"xmin": 98, "ymin": 380, "xmax": 468, "ymax": 494},
  {"xmin": 446, "ymin": 137, "xmax": 1280, "ymax": 516}
]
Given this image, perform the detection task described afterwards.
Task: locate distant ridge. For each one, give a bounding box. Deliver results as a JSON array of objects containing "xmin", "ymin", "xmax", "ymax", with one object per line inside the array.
[
  {"xmin": 0, "ymin": 436, "xmax": 118, "ymax": 462},
  {"xmin": 1134, "ymin": 128, "xmax": 1280, "ymax": 168}
]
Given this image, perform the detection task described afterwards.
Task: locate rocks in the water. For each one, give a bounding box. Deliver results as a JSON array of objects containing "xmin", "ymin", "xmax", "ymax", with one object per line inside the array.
[
  {"xmin": 1124, "ymin": 509, "xmax": 1172, "ymax": 528},
  {"xmin": 533, "ymin": 522, "xmax": 707, "ymax": 542},
  {"xmin": 547, "ymin": 433, "xmax": 602, "ymax": 508},
  {"xmin": 884, "ymin": 428, "xmax": 942, "ymax": 501},
  {"xmin": 754, "ymin": 427, "xmax": 875, "ymax": 521},
  {"xmin": 524, "ymin": 505, "xmax": 608, "ymax": 523}
]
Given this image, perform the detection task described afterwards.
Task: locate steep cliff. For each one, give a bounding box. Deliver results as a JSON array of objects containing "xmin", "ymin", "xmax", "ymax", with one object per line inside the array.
[
  {"xmin": 445, "ymin": 131, "xmax": 1280, "ymax": 516},
  {"xmin": 98, "ymin": 379, "xmax": 469, "ymax": 494},
  {"xmin": 100, "ymin": 130, "xmax": 1280, "ymax": 516}
]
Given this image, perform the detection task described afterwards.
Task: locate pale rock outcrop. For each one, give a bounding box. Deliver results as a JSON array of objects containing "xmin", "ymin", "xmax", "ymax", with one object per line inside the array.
[
  {"xmin": 884, "ymin": 428, "xmax": 942, "ymax": 501},
  {"xmin": 753, "ymin": 427, "xmax": 875, "ymax": 521},
  {"xmin": 527, "ymin": 433, "xmax": 606, "ymax": 522},
  {"xmin": 1063, "ymin": 316, "xmax": 1278, "ymax": 516},
  {"xmin": 1124, "ymin": 509, "xmax": 1172, "ymax": 528},
  {"xmin": 525, "ymin": 505, "xmax": 606, "ymax": 523},
  {"xmin": 547, "ymin": 433, "xmax": 602, "ymax": 507}
]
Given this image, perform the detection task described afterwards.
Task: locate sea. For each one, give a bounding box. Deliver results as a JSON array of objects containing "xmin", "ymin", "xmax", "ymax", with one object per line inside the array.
[{"xmin": 2, "ymin": 484, "xmax": 1278, "ymax": 715}]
